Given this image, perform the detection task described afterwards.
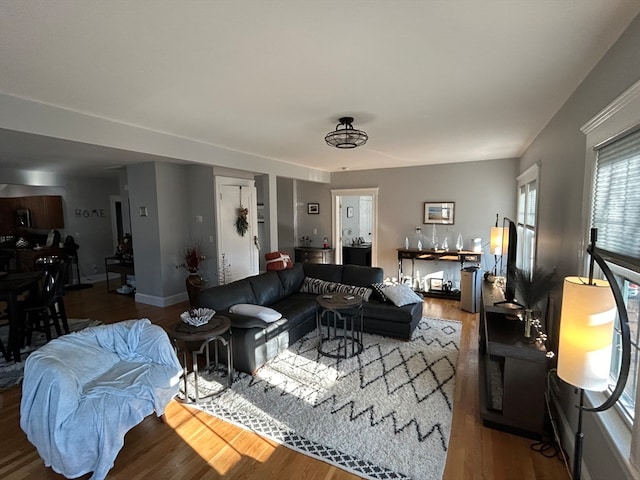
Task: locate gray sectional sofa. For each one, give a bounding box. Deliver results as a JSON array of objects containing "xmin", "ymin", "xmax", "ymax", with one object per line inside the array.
[{"xmin": 196, "ymin": 262, "xmax": 423, "ymax": 374}]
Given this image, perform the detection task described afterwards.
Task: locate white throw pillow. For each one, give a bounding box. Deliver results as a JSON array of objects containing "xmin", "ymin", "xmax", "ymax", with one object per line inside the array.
[
  {"xmin": 383, "ymin": 284, "xmax": 423, "ymax": 307},
  {"xmin": 229, "ymin": 304, "xmax": 283, "ymax": 323}
]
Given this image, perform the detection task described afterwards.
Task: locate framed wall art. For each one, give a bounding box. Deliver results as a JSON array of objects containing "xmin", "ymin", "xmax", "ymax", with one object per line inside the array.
[
  {"xmin": 424, "ymin": 202, "xmax": 455, "ymax": 224},
  {"xmin": 346, "ymin": 206, "xmax": 354, "ymax": 218},
  {"xmin": 307, "ymin": 203, "xmax": 319, "ymax": 214}
]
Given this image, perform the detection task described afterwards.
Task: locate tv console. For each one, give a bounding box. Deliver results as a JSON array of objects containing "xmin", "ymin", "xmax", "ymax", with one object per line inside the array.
[{"xmin": 478, "ymin": 280, "xmax": 548, "ymax": 438}]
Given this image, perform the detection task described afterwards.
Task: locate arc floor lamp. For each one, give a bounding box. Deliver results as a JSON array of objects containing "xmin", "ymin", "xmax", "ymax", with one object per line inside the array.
[{"xmin": 557, "ymin": 228, "xmax": 631, "ymax": 480}]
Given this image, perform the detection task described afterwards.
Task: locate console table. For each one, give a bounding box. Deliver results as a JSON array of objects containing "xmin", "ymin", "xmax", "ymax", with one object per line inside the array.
[
  {"xmin": 397, "ymin": 248, "xmax": 481, "ymax": 299},
  {"xmin": 294, "ymin": 247, "xmax": 335, "ymax": 264},
  {"xmin": 478, "ymin": 280, "xmax": 548, "ymax": 438}
]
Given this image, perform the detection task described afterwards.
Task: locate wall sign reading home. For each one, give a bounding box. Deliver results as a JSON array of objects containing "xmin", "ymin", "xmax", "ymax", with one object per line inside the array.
[{"xmin": 423, "ymin": 202, "xmax": 455, "ymax": 225}]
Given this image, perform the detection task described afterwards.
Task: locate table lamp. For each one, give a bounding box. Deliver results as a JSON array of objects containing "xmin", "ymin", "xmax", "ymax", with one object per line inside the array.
[
  {"xmin": 557, "ymin": 228, "xmax": 631, "ymax": 480},
  {"xmin": 490, "ymin": 214, "xmax": 504, "ymax": 276}
]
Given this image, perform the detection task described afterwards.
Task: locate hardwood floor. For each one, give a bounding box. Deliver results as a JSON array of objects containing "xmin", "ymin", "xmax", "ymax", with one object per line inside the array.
[{"xmin": 0, "ymin": 282, "xmax": 571, "ymax": 479}]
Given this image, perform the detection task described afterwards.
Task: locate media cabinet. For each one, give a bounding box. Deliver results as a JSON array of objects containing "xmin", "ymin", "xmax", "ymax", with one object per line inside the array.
[{"xmin": 478, "ymin": 280, "xmax": 548, "ymax": 438}]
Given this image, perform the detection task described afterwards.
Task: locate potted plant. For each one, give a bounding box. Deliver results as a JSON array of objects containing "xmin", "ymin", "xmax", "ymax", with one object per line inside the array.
[{"xmin": 513, "ymin": 266, "xmax": 558, "ymax": 338}]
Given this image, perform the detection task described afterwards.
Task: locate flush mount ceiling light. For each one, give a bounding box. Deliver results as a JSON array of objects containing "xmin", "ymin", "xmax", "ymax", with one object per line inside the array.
[{"xmin": 325, "ymin": 116, "xmax": 368, "ymax": 149}]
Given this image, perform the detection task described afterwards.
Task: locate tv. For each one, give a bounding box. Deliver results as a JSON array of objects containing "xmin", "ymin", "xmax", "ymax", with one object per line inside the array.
[{"xmin": 496, "ymin": 217, "xmax": 519, "ymax": 307}]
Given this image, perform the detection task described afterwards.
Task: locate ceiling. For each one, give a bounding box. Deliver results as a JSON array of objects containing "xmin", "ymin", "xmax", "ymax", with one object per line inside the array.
[{"xmin": 1, "ymin": 1, "xmax": 639, "ymax": 177}]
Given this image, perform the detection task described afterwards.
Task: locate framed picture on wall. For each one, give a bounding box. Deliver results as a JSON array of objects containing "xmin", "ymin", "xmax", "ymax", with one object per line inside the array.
[
  {"xmin": 424, "ymin": 202, "xmax": 455, "ymax": 224},
  {"xmin": 346, "ymin": 206, "xmax": 354, "ymax": 218},
  {"xmin": 257, "ymin": 203, "xmax": 265, "ymax": 223},
  {"xmin": 308, "ymin": 203, "xmax": 319, "ymax": 214}
]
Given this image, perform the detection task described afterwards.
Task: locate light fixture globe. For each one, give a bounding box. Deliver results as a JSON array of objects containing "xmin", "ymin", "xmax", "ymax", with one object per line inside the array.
[{"xmin": 325, "ymin": 116, "xmax": 368, "ymax": 149}]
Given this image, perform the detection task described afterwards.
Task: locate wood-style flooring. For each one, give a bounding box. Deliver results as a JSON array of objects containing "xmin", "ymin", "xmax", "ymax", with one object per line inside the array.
[{"xmin": 0, "ymin": 281, "xmax": 571, "ymax": 479}]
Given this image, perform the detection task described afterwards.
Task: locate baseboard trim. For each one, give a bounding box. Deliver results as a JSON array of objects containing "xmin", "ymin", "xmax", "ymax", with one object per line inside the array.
[{"xmin": 135, "ymin": 291, "xmax": 187, "ymax": 307}]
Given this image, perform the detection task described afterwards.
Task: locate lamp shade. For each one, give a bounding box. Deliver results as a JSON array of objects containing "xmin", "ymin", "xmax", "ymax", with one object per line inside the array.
[
  {"xmin": 490, "ymin": 226, "xmax": 505, "ymax": 256},
  {"xmin": 557, "ymin": 276, "xmax": 616, "ymax": 391}
]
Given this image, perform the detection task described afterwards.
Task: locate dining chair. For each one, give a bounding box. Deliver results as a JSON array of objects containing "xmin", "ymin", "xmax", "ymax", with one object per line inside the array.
[{"xmin": 22, "ymin": 256, "xmax": 69, "ymax": 345}]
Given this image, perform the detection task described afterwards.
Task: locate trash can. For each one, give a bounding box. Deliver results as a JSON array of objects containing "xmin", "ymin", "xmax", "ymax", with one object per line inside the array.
[{"xmin": 461, "ymin": 266, "xmax": 481, "ymax": 313}]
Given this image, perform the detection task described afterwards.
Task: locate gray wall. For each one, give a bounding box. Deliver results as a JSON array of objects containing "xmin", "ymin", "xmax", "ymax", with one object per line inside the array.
[
  {"xmin": 277, "ymin": 176, "xmax": 295, "ymax": 257},
  {"xmin": 127, "ymin": 163, "xmax": 164, "ymax": 299},
  {"xmin": 185, "ymin": 165, "xmax": 217, "ymax": 283},
  {"xmin": 297, "ymin": 158, "xmax": 519, "ymax": 281},
  {"xmin": 520, "ymin": 13, "xmax": 640, "ymax": 480}
]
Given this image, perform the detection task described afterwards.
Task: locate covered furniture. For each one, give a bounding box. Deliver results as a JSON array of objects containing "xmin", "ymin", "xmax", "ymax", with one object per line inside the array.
[
  {"xmin": 20, "ymin": 319, "xmax": 182, "ymax": 480},
  {"xmin": 197, "ymin": 262, "xmax": 423, "ymax": 374}
]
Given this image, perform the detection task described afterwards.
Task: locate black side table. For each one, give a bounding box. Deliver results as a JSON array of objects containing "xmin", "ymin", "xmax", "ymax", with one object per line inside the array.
[
  {"xmin": 169, "ymin": 315, "xmax": 233, "ymax": 403},
  {"xmin": 316, "ymin": 294, "xmax": 364, "ymax": 359}
]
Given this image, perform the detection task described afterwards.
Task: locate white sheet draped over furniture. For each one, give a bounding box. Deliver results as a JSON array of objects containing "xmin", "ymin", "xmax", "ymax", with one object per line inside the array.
[{"xmin": 20, "ymin": 318, "xmax": 182, "ymax": 480}]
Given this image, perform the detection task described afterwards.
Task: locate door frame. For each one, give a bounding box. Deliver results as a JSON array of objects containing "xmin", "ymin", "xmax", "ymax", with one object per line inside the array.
[{"xmin": 330, "ymin": 187, "xmax": 379, "ymax": 266}]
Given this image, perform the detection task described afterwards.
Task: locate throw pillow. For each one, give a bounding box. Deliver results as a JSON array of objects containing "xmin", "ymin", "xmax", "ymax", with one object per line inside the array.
[
  {"xmin": 264, "ymin": 251, "xmax": 293, "ymax": 271},
  {"xmin": 371, "ymin": 282, "xmax": 390, "ymax": 302},
  {"xmin": 383, "ymin": 284, "xmax": 423, "ymax": 307},
  {"xmin": 229, "ymin": 304, "xmax": 282, "ymax": 323},
  {"xmin": 333, "ymin": 282, "xmax": 373, "ymax": 301},
  {"xmin": 300, "ymin": 277, "xmax": 334, "ymax": 294}
]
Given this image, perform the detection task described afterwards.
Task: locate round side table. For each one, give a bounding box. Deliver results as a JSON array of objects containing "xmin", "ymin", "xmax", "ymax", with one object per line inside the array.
[
  {"xmin": 316, "ymin": 294, "xmax": 364, "ymax": 359},
  {"xmin": 169, "ymin": 315, "xmax": 233, "ymax": 403}
]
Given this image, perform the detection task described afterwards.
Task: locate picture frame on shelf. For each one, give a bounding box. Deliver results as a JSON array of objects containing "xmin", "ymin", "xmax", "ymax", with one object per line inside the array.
[
  {"xmin": 429, "ymin": 278, "xmax": 444, "ymax": 291},
  {"xmin": 307, "ymin": 203, "xmax": 319, "ymax": 214},
  {"xmin": 424, "ymin": 202, "xmax": 455, "ymax": 224}
]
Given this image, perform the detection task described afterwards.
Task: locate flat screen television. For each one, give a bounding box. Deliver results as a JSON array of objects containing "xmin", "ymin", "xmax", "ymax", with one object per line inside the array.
[{"xmin": 496, "ymin": 217, "xmax": 519, "ymax": 306}]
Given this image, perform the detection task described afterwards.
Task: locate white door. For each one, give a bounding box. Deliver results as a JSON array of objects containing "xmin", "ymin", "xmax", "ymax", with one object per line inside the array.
[{"xmin": 218, "ymin": 184, "xmax": 258, "ymax": 283}]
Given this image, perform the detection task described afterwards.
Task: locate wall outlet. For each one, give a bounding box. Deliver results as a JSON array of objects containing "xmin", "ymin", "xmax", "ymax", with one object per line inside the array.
[{"xmin": 313, "ymin": 228, "xmax": 318, "ymax": 235}]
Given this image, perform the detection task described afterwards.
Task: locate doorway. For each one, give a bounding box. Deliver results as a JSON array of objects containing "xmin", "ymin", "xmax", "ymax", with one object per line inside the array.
[{"xmin": 331, "ymin": 188, "xmax": 379, "ymax": 266}]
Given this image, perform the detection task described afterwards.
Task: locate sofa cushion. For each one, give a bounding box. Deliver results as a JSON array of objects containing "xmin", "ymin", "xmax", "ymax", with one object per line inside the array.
[
  {"xmin": 270, "ymin": 293, "xmax": 319, "ymax": 324},
  {"xmin": 342, "ymin": 264, "xmax": 384, "ymax": 286},
  {"xmin": 278, "ymin": 262, "xmax": 305, "ymax": 296},
  {"xmin": 300, "ymin": 276, "xmax": 335, "ymax": 294},
  {"xmin": 249, "ymin": 271, "xmax": 284, "ymax": 305},
  {"xmin": 364, "ymin": 299, "xmax": 422, "ymax": 324},
  {"xmin": 302, "ymin": 263, "xmax": 343, "ymax": 283},
  {"xmin": 197, "ymin": 279, "xmax": 256, "ymax": 312},
  {"xmin": 229, "ymin": 303, "xmax": 282, "ymax": 322},
  {"xmin": 383, "ymin": 284, "xmax": 424, "ymax": 307}
]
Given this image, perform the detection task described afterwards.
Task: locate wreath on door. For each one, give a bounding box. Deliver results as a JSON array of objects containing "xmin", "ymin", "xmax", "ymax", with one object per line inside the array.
[{"xmin": 236, "ymin": 207, "xmax": 249, "ymax": 236}]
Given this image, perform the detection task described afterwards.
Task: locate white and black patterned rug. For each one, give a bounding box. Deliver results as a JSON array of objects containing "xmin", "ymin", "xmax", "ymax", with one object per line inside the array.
[
  {"xmin": 186, "ymin": 317, "xmax": 461, "ymax": 480},
  {"xmin": 0, "ymin": 318, "xmax": 102, "ymax": 391}
]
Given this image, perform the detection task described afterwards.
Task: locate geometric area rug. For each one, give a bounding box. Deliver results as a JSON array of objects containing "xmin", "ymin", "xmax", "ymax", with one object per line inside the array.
[
  {"xmin": 186, "ymin": 317, "xmax": 461, "ymax": 480},
  {"xmin": 0, "ymin": 318, "xmax": 102, "ymax": 391}
]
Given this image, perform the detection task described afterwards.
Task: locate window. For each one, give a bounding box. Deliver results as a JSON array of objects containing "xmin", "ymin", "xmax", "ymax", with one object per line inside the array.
[
  {"xmin": 581, "ymin": 78, "xmax": 640, "ymax": 471},
  {"xmin": 592, "ymin": 127, "xmax": 640, "ymax": 423},
  {"xmin": 516, "ymin": 165, "xmax": 538, "ymax": 272}
]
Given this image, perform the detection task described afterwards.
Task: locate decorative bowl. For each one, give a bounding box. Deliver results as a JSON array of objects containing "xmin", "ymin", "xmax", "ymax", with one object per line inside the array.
[{"xmin": 180, "ymin": 307, "xmax": 215, "ymax": 327}]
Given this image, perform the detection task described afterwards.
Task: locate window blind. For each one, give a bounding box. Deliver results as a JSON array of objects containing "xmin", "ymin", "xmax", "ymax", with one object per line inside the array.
[{"xmin": 592, "ymin": 127, "xmax": 640, "ymax": 269}]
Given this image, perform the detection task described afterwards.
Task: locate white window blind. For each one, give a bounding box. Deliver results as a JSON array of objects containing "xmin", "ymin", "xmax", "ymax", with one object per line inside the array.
[{"xmin": 592, "ymin": 128, "xmax": 640, "ymax": 270}]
